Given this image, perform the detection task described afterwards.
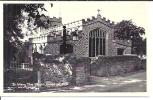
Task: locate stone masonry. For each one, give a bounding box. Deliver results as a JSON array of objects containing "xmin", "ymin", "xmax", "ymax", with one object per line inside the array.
[{"xmin": 29, "ymin": 13, "xmax": 131, "ymax": 58}]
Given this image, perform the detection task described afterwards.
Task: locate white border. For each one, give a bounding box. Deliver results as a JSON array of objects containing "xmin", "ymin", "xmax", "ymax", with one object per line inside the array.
[{"xmin": 0, "ymin": 1, "xmax": 152, "ymax": 96}]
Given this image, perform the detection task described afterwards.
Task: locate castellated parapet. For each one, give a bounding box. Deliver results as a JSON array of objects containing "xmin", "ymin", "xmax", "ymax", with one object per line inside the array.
[
  {"xmin": 82, "ymin": 15, "xmax": 115, "ymax": 28},
  {"xmin": 48, "ymin": 17, "xmax": 62, "ymax": 27},
  {"xmin": 28, "ymin": 13, "xmax": 131, "ymax": 57},
  {"xmin": 49, "ymin": 17, "xmax": 62, "ymax": 23}
]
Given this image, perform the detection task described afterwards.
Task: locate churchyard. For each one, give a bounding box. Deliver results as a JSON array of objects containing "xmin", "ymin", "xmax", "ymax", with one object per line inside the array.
[{"xmin": 4, "ymin": 54, "xmax": 146, "ymax": 93}]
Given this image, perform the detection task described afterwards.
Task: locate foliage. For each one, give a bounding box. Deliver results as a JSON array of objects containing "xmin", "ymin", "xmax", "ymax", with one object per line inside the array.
[
  {"xmin": 4, "ymin": 4, "xmax": 51, "ymax": 67},
  {"xmin": 15, "ymin": 42, "xmax": 30, "ymax": 64},
  {"xmin": 41, "ymin": 55, "xmax": 73, "ymax": 87},
  {"xmin": 114, "ymin": 20, "xmax": 146, "ymax": 55}
]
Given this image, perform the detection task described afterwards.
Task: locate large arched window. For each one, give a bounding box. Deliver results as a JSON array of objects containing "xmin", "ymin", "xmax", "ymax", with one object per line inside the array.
[{"xmin": 89, "ymin": 28, "xmax": 106, "ymax": 57}]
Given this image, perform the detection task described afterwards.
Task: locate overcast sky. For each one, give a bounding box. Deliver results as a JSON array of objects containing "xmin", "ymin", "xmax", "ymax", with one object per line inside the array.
[{"xmin": 42, "ymin": 1, "xmax": 151, "ymax": 36}]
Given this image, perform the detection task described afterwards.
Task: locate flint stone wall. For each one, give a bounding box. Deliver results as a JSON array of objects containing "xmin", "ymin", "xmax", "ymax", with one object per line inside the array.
[
  {"xmin": 40, "ymin": 55, "xmax": 91, "ymax": 87},
  {"xmin": 91, "ymin": 55, "xmax": 142, "ymax": 76},
  {"xmin": 72, "ymin": 57, "xmax": 91, "ymax": 85}
]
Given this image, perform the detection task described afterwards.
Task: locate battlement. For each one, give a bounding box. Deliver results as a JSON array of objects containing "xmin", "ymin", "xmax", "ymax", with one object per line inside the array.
[
  {"xmin": 82, "ymin": 15, "xmax": 115, "ymax": 27},
  {"xmin": 49, "ymin": 17, "xmax": 62, "ymax": 23},
  {"xmin": 39, "ymin": 15, "xmax": 61, "ymax": 23},
  {"xmin": 30, "ymin": 29, "xmax": 83, "ymax": 44},
  {"xmin": 30, "ymin": 14, "xmax": 116, "ymax": 44}
]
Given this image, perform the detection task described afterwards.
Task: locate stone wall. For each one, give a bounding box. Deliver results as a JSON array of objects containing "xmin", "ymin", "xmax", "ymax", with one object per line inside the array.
[
  {"xmin": 141, "ymin": 59, "xmax": 146, "ymax": 70},
  {"xmin": 110, "ymin": 40, "xmax": 132, "ymax": 55},
  {"xmin": 72, "ymin": 57, "xmax": 91, "ymax": 85},
  {"xmin": 80, "ymin": 15, "xmax": 131, "ymax": 57},
  {"xmin": 91, "ymin": 55, "xmax": 142, "ymax": 76},
  {"xmin": 40, "ymin": 62, "xmax": 72, "ymax": 87},
  {"xmin": 40, "ymin": 55, "xmax": 91, "ymax": 87},
  {"xmin": 44, "ymin": 43, "xmax": 60, "ymax": 56},
  {"xmin": 29, "ymin": 14, "xmax": 131, "ymax": 58},
  {"xmin": 82, "ymin": 15, "xmax": 114, "ymax": 57}
]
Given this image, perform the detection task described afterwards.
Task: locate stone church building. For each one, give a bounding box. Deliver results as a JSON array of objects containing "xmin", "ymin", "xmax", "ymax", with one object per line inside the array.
[{"xmin": 28, "ymin": 13, "xmax": 131, "ymax": 58}]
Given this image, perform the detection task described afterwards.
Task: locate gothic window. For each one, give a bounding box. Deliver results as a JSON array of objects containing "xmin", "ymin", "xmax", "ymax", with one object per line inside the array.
[
  {"xmin": 89, "ymin": 28, "xmax": 106, "ymax": 57},
  {"xmin": 89, "ymin": 32, "xmax": 91, "ymax": 37},
  {"xmin": 103, "ymin": 38, "xmax": 105, "ymax": 55},
  {"xmin": 92, "ymin": 37, "xmax": 95, "ymax": 57},
  {"xmin": 96, "ymin": 38, "xmax": 99, "ymax": 56},
  {"xmin": 100, "ymin": 38, "xmax": 102, "ymax": 55},
  {"xmin": 89, "ymin": 37, "xmax": 92, "ymax": 57}
]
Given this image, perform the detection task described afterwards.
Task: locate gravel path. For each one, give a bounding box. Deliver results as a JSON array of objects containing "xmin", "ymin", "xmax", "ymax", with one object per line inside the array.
[{"xmin": 42, "ymin": 70, "xmax": 146, "ymax": 92}]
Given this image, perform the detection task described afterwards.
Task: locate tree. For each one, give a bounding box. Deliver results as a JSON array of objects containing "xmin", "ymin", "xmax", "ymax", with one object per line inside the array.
[
  {"xmin": 114, "ymin": 20, "xmax": 146, "ymax": 56},
  {"xmin": 4, "ymin": 4, "xmax": 51, "ymax": 68},
  {"xmin": 15, "ymin": 42, "xmax": 30, "ymax": 64}
]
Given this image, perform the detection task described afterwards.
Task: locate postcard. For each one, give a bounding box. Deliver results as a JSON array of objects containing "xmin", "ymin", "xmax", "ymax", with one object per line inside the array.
[{"xmin": 0, "ymin": 1, "xmax": 151, "ymax": 96}]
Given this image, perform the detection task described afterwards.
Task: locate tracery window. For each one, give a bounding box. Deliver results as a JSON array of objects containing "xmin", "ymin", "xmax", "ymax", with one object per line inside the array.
[{"xmin": 89, "ymin": 28, "xmax": 106, "ymax": 57}]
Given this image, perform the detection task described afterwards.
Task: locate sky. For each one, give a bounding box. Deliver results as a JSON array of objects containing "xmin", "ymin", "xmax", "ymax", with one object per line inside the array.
[{"xmin": 42, "ymin": 1, "xmax": 151, "ymax": 37}]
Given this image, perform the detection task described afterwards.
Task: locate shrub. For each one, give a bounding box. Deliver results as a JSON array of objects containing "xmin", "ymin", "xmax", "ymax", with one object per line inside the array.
[{"xmin": 40, "ymin": 54, "xmax": 74, "ymax": 87}]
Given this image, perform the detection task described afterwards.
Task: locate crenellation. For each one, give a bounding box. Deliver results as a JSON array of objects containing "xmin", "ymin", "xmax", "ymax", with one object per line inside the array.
[
  {"xmin": 83, "ymin": 16, "xmax": 96, "ymax": 24},
  {"xmin": 56, "ymin": 34, "xmax": 61, "ymax": 36},
  {"xmin": 92, "ymin": 16, "xmax": 96, "ymax": 20},
  {"xmin": 47, "ymin": 33, "xmax": 63, "ymax": 41},
  {"xmin": 102, "ymin": 17, "xmax": 106, "ymax": 21},
  {"xmin": 106, "ymin": 19, "xmax": 110, "ymax": 23},
  {"xmin": 49, "ymin": 17, "xmax": 62, "ymax": 24},
  {"xmin": 81, "ymin": 15, "xmax": 115, "ymax": 29},
  {"xmin": 87, "ymin": 18, "xmax": 91, "ymax": 21},
  {"xmin": 111, "ymin": 21, "xmax": 115, "ymax": 25},
  {"xmin": 29, "ymin": 13, "xmax": 131, "ymax": 57},
  {"xmin": 82, "ymin": 18, "xmax": 86, "ymax": 24}
]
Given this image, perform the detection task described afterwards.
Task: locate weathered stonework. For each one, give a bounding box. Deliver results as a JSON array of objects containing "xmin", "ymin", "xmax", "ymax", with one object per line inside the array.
[
  {"xmin": 29, "ymin": 14, "xmax": 131, "ymax": 57},
  {"xmin": 91, "ymin": 55, "xmax": 142, "ymax": 76},
  {"xmin": 44, "ymin": 43, "xmax": 60, "ymax": 56},
  {"xmin": 72, "ymin": 57, "xmax": 91, "ymax": 85}
]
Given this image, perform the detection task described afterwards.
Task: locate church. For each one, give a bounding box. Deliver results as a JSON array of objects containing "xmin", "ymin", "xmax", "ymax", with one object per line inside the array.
[{"xmin": 28, "ymin": 12, "xmax": 131, "ymax": 58}]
